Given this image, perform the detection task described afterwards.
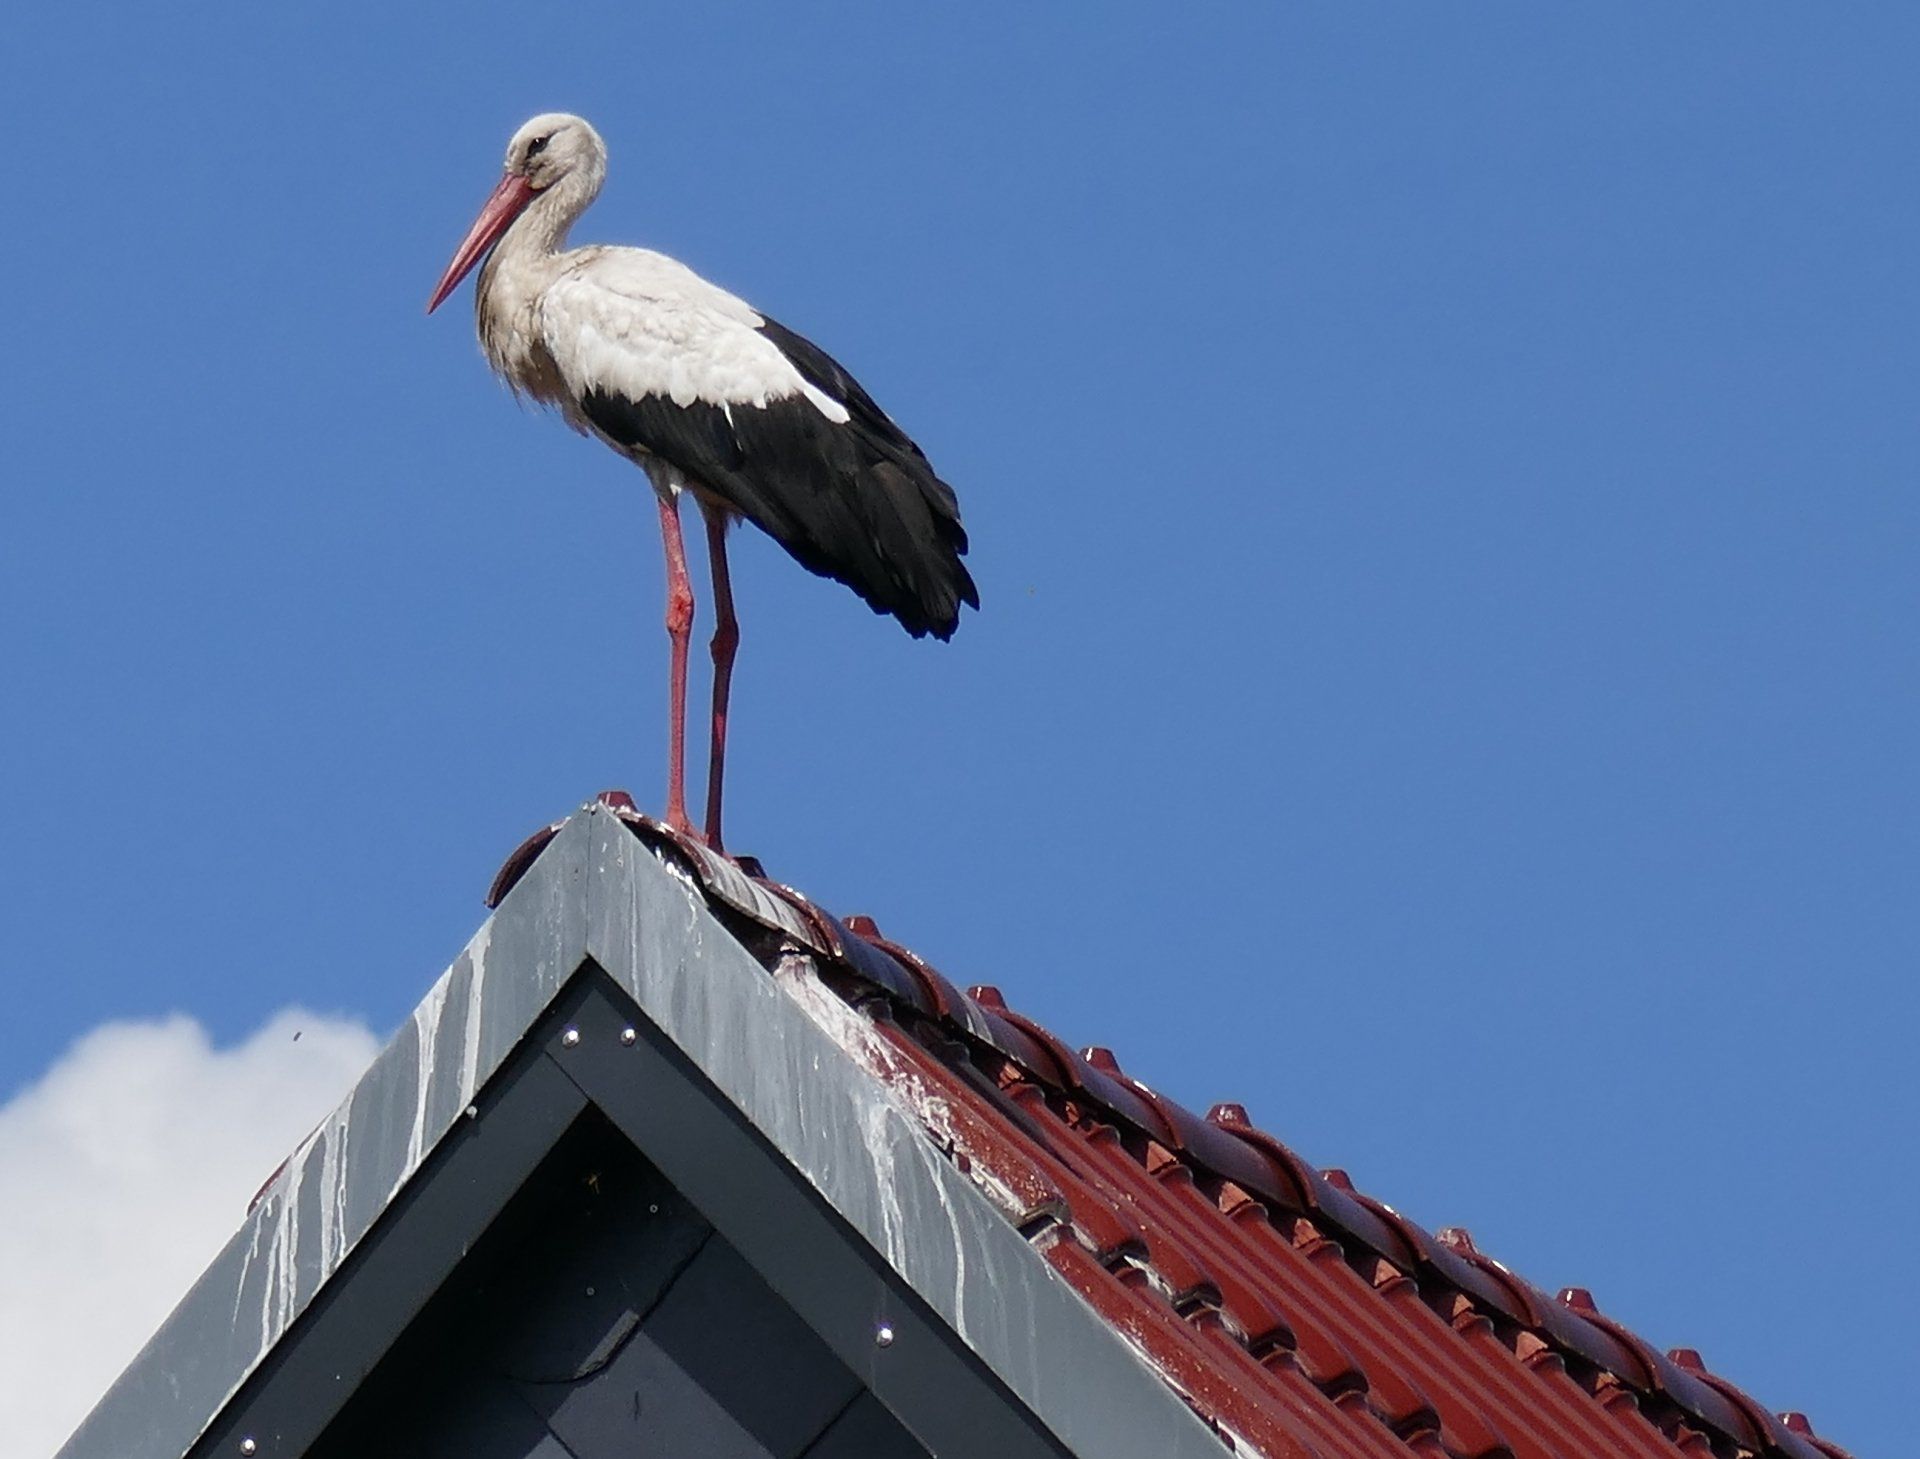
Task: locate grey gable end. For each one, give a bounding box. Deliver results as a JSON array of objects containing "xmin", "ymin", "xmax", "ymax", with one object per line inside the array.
[{"xmin": 57, "ymin": 805, "xmax": 1226, "ymax": 1459}]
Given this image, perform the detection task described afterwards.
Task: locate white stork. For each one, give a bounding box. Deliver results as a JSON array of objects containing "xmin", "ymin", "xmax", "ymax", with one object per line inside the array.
[{"xmin": 428, "ymin": 112, "xmax": 977, "ymax": 851}]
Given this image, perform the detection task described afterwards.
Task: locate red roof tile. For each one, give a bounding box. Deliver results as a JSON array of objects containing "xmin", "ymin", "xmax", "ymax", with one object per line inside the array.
[{"xmin": 491, "ymin": 798, "xmax": 1856, "ymax": 1459}]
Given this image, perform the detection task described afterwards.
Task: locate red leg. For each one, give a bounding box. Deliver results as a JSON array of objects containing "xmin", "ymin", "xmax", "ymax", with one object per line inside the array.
[
  {"xmin": 701, "ymin": 501, "xmax": 740, "ymax": 852},
  {"xmin": 656, "ymin": 493, "xmax": 695, "ymax": 835}
]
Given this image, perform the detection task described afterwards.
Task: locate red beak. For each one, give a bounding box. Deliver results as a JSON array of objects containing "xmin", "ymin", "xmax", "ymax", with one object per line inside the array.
[{"xmin": 426, "ymin": 173, "xmax": 537, "ymax": 314}]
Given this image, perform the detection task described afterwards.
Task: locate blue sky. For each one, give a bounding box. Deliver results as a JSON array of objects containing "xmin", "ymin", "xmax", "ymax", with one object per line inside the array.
[{"xmin": 2, "ymin": 6, "xmax": 1912, "ymax": 1453}]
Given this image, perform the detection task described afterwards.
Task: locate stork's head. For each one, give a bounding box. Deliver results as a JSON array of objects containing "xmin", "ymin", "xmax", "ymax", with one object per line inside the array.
[
  {"xmin": 427, "ymin": 112, "xmax": 607, "ymax": 315},
  {"xmin": 504, "ymin": 112, "xmax": 607, "ymax": 193}
]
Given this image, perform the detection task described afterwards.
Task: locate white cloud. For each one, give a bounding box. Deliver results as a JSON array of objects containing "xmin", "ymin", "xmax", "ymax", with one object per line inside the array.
[{"xmin": 0, "ymin": 1009, "xmax": 381, "ymax": 1459}]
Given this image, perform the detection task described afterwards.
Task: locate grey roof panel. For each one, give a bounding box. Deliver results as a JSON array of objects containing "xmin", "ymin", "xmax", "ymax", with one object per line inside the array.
[{"xmin": 58, "ymin": 804, "xmax": 1225, "ymax": 1459}]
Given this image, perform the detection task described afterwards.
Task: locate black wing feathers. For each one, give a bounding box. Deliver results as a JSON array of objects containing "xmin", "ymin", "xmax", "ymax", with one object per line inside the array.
[
  {"xmin": 579, "ymin": 317, "xmax": 977, "ymax": 640},
  {"xmin": 755, "ymin": 320, "xmax": 916, "ymax": 457}
]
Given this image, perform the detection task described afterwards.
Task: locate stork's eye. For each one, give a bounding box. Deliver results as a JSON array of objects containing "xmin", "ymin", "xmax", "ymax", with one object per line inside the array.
[{"xmin": 526, "ymin": 135, "xmax": 551, "ymax": 159}]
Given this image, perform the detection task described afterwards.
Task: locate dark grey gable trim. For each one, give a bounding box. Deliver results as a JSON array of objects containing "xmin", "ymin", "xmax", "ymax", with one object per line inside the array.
[
  {"xmin": 189, "ymin": 971, "xmax": 1047, "ymax": 1459},
  {"xmin": 59, "ymin": 807, "xmax": 1226, "ymax": 1459},
  {"xmin": 58, "ymin": 820, "xmax": 594, "ymax": 1459},
  {"xmin": 189, "ymin": 1026, "xmax": 592, "ymax": 1459},
  {"xmin": 553, "ymin": 967, "xmax": 1070, "ymax": 1459}
]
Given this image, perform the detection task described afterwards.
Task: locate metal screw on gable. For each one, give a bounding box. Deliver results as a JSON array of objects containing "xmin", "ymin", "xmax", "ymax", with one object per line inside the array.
[
  {"xmin": 561, "ymin": 1028, "xmax": 580, "ymax": 1048},
  {"xmin": 620, "ymin": 1027, "xmax": 637, "ymax": 1046},
  {"xmin": 875, "ymin": 1323, "xmax": 895, "ymax": 1348},
  {"xmin": 239, "ymin": 1441, "xmax": 257, "ymax": 1456}
]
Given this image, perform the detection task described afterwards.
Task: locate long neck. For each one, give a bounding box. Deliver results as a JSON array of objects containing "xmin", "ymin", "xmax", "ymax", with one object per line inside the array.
[
  {"xmin": 474, "ymin": 163, "xmax": 603, "ymax": 368},
  {"xmin": 495, "ymin": 163, "xmax": 601, "ymax": 271},
  {"xmin": 474, "ymin": 163, "xmax": 603, "ymax": 390}
]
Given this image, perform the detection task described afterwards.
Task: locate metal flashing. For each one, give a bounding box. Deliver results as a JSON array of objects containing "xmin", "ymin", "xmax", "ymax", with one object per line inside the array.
[{"xmin": 58, "ymin": 805, "xmax": 1225, "ymax": 1459}]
